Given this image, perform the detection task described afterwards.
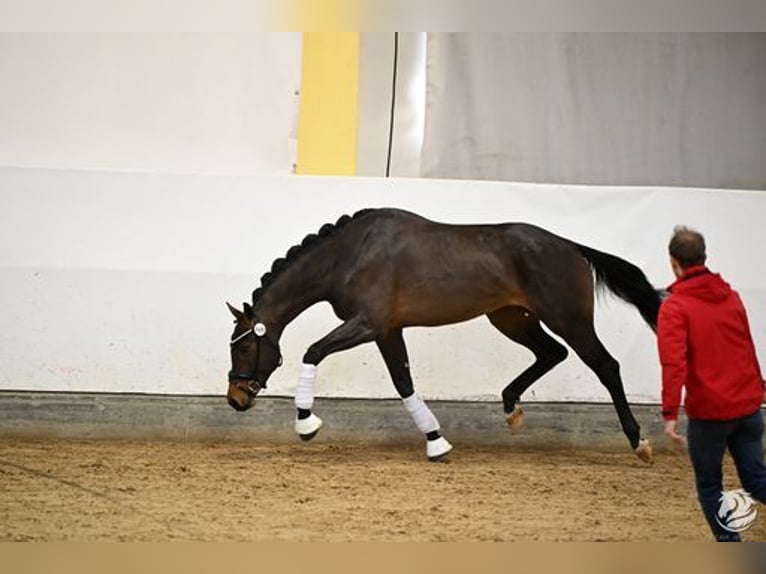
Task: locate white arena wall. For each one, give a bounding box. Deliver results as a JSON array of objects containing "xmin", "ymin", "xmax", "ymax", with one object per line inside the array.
[{"xmin": 1, "ymin": 166, "xmax": 764, "ymax": 404}]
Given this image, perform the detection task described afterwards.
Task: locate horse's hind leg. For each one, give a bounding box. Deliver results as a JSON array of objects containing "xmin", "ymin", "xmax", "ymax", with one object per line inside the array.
[
  {"xmin": 376, "ymin": 329, "xmax": 453, "ymax": 462},
  {"xmin": 487, "ymin": 306, "xmax": 569, "ymax": 431},
  {"xmin": 552, "ymin": 323, "xmax": 652, "ymax": 462}
]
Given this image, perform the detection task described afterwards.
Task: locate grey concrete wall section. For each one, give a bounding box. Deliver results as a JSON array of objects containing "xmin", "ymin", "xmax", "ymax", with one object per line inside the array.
[{"xmin": 0, "ymin": 392, "xmax": 675, "ymax": 452}]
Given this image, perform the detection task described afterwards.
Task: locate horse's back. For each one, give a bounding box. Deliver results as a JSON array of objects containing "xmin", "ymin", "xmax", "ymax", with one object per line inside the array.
[
  {"xmin": 343, "ymin": 209, "xmax": 583, "ymax": 275},
  {"xmin": 330, "ymin": 209, "xmax": 591, "ymax": 326}
]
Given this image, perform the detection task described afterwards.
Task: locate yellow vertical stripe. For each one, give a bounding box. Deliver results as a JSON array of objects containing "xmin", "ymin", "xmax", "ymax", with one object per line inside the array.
[{"xmin": 296, "ymin": 33, "xmax": 359, "ymax": 176}]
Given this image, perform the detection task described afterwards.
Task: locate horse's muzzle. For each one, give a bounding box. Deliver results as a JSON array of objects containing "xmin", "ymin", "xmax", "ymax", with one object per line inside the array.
[
  {"xmin": 227, "ymin": 395, "xmax": 251, "ymax": 412},
  {"xmin": 227, "ymin": 382, "xmax": 256, "ymax": 412}
]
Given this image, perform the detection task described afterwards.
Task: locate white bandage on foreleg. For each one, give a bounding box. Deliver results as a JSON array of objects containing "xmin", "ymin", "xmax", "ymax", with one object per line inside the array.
[
  {"xmin": 402, "ymin": 393, "xmax": 440, "ymax": 434},
  {"xmin": 295, "ymin": 363, "xmax": 318, "ymax": 410}
]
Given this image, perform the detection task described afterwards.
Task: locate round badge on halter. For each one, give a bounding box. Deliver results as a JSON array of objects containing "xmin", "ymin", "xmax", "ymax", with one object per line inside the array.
[{"xmin": 254, "ymin": 323, "xmax": 267, "ymax": 337}]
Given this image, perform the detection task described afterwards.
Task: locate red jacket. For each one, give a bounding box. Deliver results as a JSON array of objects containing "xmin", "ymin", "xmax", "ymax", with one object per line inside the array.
[{"xmin": 657, "ymin": 266, "xmax": 764, "ymax": 421}]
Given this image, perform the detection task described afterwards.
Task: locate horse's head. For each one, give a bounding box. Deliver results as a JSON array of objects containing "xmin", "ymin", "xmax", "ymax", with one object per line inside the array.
[{"xmin": 226, "ymin": 302, "xmax": 283, "ymax": 412}]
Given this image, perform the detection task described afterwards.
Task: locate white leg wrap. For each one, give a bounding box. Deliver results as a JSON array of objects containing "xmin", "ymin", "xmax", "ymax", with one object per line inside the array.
[
  {"xmin": 402, "ymin": 393, "xmax": 440, "ymax": 434},
  {"xmin": 427, "ymin": 436, "xmax": 453, "ymax": 460},
  {"xmin": 295, "ymin": 363, "xmax": 318, "ymax": 410},
  {"xmin": 295, "ymin": 413, "xmax": 323, "ymax": 437}
]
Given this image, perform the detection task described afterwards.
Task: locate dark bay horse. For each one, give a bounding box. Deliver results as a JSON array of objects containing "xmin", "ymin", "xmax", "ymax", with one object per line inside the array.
[{"xmin": 227, "ymin": 208, "xmax": 660, "ymax": 462}]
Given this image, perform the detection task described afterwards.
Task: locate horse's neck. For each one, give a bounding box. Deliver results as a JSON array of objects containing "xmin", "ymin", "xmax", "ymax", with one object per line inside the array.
[{"xmin": 256, "ymin": 257, "xmax": 334, "ymax": 331}]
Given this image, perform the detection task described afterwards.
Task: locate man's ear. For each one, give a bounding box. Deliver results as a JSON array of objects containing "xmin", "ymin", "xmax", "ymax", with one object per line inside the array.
[
  {"xmin": 670, "ymin": 256, "xmax": 683, "ymax": 278},
  {"xmin": 226, "ymin": 302, "xmax": 244, "ymax": 320}
]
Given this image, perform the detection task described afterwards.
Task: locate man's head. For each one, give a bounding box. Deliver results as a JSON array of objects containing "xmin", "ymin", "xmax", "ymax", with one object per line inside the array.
[{"xmin": 668, "ymin": 225, "xmax": 706, "ymax": 277}]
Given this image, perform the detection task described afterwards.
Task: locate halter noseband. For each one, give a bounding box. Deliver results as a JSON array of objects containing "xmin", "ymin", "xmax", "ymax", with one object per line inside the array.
[{"xmin": 228, "ymin": 321, "xmax": 282, "ymax": 397}]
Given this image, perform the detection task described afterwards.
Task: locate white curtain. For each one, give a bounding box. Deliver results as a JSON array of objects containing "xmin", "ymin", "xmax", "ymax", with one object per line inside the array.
[
  {"xmin": 421, "ymin": 33, "xmax": 766, "ymax": 190},
  {"xmin": 0, "ymin": 33, "xmax": 302, "ymax": 175}
]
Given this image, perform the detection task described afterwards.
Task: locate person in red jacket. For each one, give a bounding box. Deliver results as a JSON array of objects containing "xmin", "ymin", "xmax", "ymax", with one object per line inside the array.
[{"xmin": 658, "ymin": 225, "xmax": 766, "ymax": 541}]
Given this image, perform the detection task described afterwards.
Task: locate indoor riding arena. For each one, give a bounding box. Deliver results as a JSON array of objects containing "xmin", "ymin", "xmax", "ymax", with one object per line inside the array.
[{"xmin": 2, "ymin": 29, "xmax": 766, "ymax": 547}]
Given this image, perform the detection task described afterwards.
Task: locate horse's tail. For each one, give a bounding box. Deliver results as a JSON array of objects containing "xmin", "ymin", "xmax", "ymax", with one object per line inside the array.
[{"xmin": 574, "ymin": 243, "xmax": 661, "ymax": 331}]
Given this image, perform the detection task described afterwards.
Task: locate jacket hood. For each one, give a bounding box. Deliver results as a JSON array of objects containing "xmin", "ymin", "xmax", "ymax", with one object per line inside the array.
[{"xmin": 668, "ymin": 266, "xmax": 731, "ymax": 303}]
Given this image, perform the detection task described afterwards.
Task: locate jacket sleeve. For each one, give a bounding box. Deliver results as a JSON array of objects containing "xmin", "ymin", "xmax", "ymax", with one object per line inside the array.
[
  {"xmin": 733, "ymin": 292, "xmax": 765, "ymax": 389},
  {"xmin": 657, "ymin": 299, "xmax": 688, "ymax": 420}
]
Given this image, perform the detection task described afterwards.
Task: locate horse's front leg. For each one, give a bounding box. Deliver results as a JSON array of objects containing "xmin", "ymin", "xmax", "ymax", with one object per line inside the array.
[
  {"xmin": 293, "ymin": 315, "xmax": 377, "ymax": 441},
  {"xmin": 376, "ymin": 329, "xmax": 453, "ymax": 462}
]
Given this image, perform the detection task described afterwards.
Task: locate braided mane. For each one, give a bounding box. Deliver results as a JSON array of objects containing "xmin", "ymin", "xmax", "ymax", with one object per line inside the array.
[{"xmin": 252, "ymin": 209, "xmax": 374, "ymax": 305}]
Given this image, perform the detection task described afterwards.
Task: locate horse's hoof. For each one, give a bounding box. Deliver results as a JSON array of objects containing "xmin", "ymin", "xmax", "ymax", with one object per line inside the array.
[
  {"xmin": 299, "ymin": 430, "xmax": 320, "ymax": 442},
  {"xmin": 634, "ymin": 438, "xmax": 653, "ymax": 463},
  {"xmin": 506, "ymin": 406, "xmax": 524, "ymax": 432},
  {"xmin": 295, "ymin": 413, "xmax": 323, "ymax": 441},
  {"xmin": 426, "ymin": 436, "xmax": 453, "ymax": 462}
]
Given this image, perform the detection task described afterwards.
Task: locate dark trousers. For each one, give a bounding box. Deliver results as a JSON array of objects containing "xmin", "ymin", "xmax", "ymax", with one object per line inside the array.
[{"xmin": 687, "ymin": 410, "xmax": 766, "ymax": 542}]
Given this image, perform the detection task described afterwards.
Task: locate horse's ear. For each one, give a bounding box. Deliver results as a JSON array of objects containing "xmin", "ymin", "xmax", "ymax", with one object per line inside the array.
[
  {"xmin": 226, "ymin": 302, "xmax": 244, "ymax": 320},
  {"xmin": 243, "ymin": 302, "xmax": 254, "ymax": 318}
]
